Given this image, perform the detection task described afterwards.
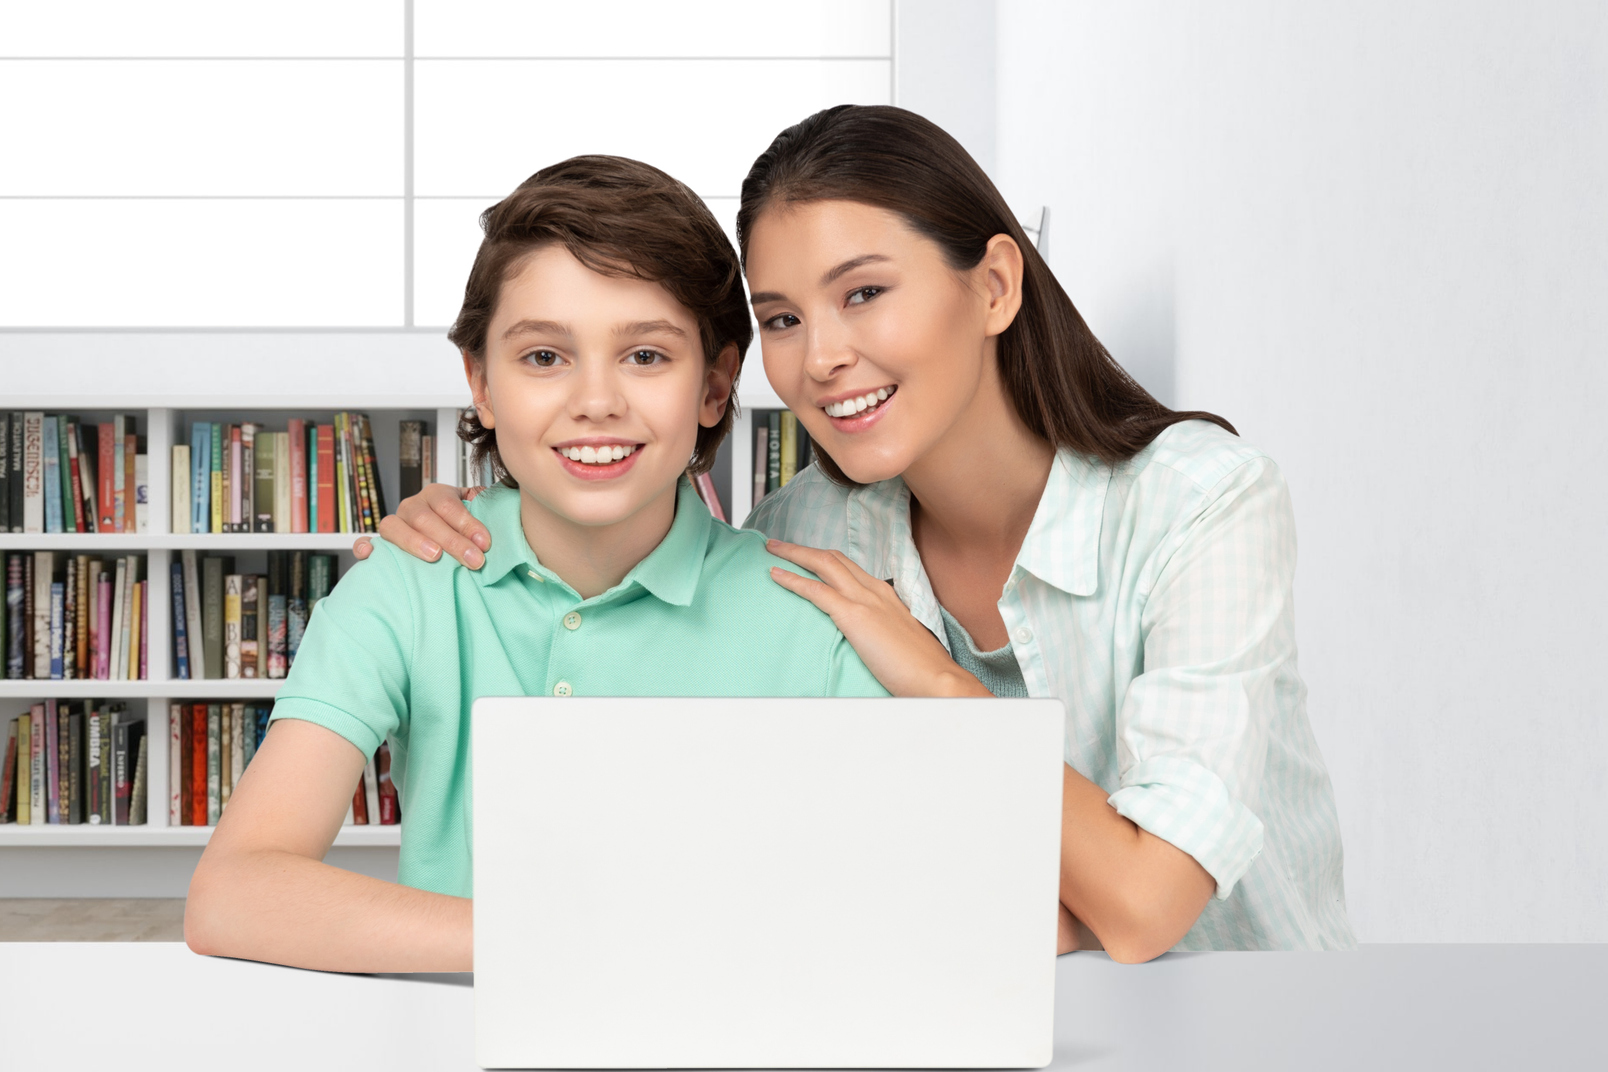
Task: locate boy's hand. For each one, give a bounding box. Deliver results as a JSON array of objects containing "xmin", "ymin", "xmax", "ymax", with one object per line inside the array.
[
  {"xmin": 353, "ymin": 483, "xmax": 492, "ymax": 568},
  {"xmin": 765, "ymin": 538, "xmax": 991, "ymax": 698}
]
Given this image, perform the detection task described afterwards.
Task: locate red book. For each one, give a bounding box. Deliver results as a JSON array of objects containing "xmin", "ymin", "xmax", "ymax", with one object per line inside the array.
[
  {"xmin": 377, "ymin": 742, "xmax": 400, "ymax": 825},
  {"xmin": 66, "ymin": 423, "xmax": 86, "ymax": 532},
  {"xmin": 178, "ymin": 705, "xmax": 192, "ymax": 825},
  {"xmin": 189, "ymin": 703, "xmax": 207, "ymax": 826},
  {"xmin": 315, "ymin": 425, "xmax": 336, "ymax": 534},
  {"xmin": 288, "ymin": 418, "xmax": 308, "ymax": 533},
  {"xmin": 97, "ymin": 424, "xmax": 115, "ymax": 531},
  {"xmin": 351, "ymin": 776, "xmax": 369, "ymax": 825}
]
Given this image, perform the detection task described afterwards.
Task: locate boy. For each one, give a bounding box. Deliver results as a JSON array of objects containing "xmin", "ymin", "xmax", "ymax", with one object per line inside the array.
[{"xmin": 184, "ymin": 157, "xmax": 887, "ymax": 972}]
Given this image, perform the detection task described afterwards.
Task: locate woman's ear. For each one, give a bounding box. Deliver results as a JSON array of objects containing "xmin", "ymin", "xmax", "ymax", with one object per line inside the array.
[
  {"xmin": 699, "ymin": 343, "xmax": 742, "ymax": 428},
  {"xmin": 462, "ymin": 349, "xmax": 495, "ymax": 429},
  {"xmin": 979, "ymin": 234, "xmax": 1025, "ymax": 339}
]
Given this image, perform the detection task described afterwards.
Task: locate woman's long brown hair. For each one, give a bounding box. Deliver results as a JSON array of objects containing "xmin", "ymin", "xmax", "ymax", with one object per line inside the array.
[{"xmin": 735, "ymin": 105, "xmax": 1235, "ymax": 484}]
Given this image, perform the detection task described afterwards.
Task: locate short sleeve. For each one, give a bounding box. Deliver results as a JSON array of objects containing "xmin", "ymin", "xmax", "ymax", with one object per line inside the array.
[
  {"xmin": 826, "ymin": 635, "xmax": 893, "ymax": 697},
  {"xmin": 1106, "ymin": 456, "xmax": 1298, "ymax": 899},
  {"xmin": 269, "ymin": 542, "xmax": 414, "ymax": 758}
]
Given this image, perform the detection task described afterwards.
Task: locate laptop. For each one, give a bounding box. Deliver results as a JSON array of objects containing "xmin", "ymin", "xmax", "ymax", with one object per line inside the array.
[{"xmin": 472, "ymin": 696, "xmax": 1065, "ymax": 1070}]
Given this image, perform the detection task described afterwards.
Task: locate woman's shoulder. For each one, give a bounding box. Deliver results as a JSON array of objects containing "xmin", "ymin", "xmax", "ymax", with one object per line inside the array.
[
  {"xmin": 741, "ymin": 463, "xmax": 859, "ymax": 544},
  {"xmin": 1123, "ymin": 418, "xmax": 1275, "ymax": 494}
]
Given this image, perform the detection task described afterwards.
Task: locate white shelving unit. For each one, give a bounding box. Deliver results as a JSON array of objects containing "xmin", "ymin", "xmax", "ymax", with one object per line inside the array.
[{"xmin": 1, "ymin": 389, "xmax": 783, "ymax": 890}]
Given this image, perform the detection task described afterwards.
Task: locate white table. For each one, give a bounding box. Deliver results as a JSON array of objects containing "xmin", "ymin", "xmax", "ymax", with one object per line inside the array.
[{"xmin": 0, "ymin": 943, "xmax": 1600, "ymax": 1070}]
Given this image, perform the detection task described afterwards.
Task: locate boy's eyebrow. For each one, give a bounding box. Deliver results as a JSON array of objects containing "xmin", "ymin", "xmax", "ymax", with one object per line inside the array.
[
  {"xmin": 748, "ymin": 254, "xmax": 893, "ymax": 306},
  {"xmin": 615, "ymin": 319, "xmax": 688, "ymax": 339},
  {"xmin": 502, "ymin": 319, "xmax": 572, "ymax": 340}
]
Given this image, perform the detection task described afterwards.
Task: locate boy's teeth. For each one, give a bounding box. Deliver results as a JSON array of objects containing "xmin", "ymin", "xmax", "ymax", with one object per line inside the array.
[
  {"xmin": 563, "ymin": 445, "xmax": 635, "ymax": 464},
  {"xmin": 825, "ymin": 389, "xmax": 892, "ymax": 418}
]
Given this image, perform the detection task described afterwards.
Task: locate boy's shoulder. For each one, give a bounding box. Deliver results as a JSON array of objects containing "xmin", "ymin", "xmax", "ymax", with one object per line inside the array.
[{"xmin": 698, "ymin": 515, "xmax": 842, "ymax": 632}]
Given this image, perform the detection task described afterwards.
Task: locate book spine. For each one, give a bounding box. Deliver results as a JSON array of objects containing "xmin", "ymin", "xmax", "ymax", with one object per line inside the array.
[
  {"xmin": 95, "ymin": 572, "xmax": 111, "ymax": 680},
  {"xmin": 209, "ymin": 422, "xmax": 223, "ymax": 534},
  {"xmin": 351, "ymin": 773, "xmax": 369, "ymax": 825},
  {"xmin": 376, "ymin": 741, "xmax": 399, "ymax": 824},
  {"xmin": 8, "ymin": 414, "xmax": 22, "ymax": 532},
  {"xmin": 61, "ymin": 558, "xmax": 76, "ymax": 679},
  {"xmin": 224, "ymin": 573, "xmax": 242, "ymax": 679},
  {"xmin": 273, "ymin": 433, "xmax": 290, "ymax": 533},
  {"xmin": 68, "ymin": 708, "xmax": 83, "ymax": 824},
  {"xmin": 399, "ymin": 420, "xmax": 423, "ymax": 500},
  {"xmin": 243, "ymin": 422, "xmax": 261, "ymax": 533},
  {"xmin": 138, "ymin": 578, "xmax": 148, "ymax": 680},
  {"xmin": 363, "ymin": 752, "xmax": 381, "ymax": 826},
  {"xmin": 86, "ymin": 709, "xmax": 101, "ymax": 823},
  {"xmin": 229, "ymin": 703, "xmax": 245, "ymax": 801},
  {"xmin": 219, "ymin": 704, "xmax": 232, "ymax": 805},
  {"xmin": 190, "ymin": 423, "xmax": 209, "ymax": 534},
  {"xmin": 23, "ymin": 412, "xmax": 44, "ymax": 533},
  {"xmin": 124, "ymin": 571, "xmax": 141, "ymax": 681},
  {"xmin": 333, "ymin": 414, "xmax": 351, "ymax": 532},
  {"xmin": 60, "ymin": 417, "xmax": 79, "ymax": 533},
  {"xmin": 95, "ymin": 707, "xmax": 110, "ymax": 824},
  {"xmin": 229, "ymin": 424, "xmax": 243, "ymax": 533},
  {"xmin": 168, "ymin": 702, "xmax": 182, "ymax": 825},
  {"xmin": 170, "ymin": 559, "xmax": 190, "ymax": 679},
  {"xmin": 96, "ymin": 422, "xmax": 114, "ymax": 530},
  {"xmin": 289, "ymin": 419, "xmax": 308, "ymax": 533},
  {"xmin": 287, "ymin": 550, "xmax": 307, "ymax": 670},
  {"xmin": 422, "ymin": 432, "xmax": 434, "ymax": 484},
  {"xmin": 360, "ymin": 413, "xmax": 387, "ymax": 522},
  {"xmin": 19, "ymin": 713, "xmax": 32, "ymax": 825},
  {"xmin": 55, "ymin": 702, "xmax": 69, "ymax": 823},
  {"xmin": 253, "ymin": 423, "xmax": 275, "ymax": 532},
  {"xmin": 112, "ymin": 414, "xmax": 126, "ymax": 532},
  {"xmin": 4, "ymin": 555, "xmax": 21, "ymax": 679},
  {"xmin": 42, "ymin": 414, "xmax": 62, "ymax": 533},
  {"xmin": 129, "ymin": 732, "xmax": 147, "ymax": 825},
  {"xmin": 171, "ymin": 445, "xmax": 190, "ymax": 535},
  {"xmin": 32, "ymin": 551, "xmax": 53, "ymax": 678},
  {"xmin": 74, "ymin": 554, "xmax": 89, "ymax": 674},
  {"xmin": 191, "ymin": 704, "xmax": 206, "ymax": 825},
  {"xmin": 0, "ymin": 414, "xmax": 9, "ymax": 535},
  {"xmin": 0, "ymin": 719, "xmax": 15, "ymax": 824},
  {"xmin": 134, "ymin": 448, "xmax": 148, "ymax": 533},
  {"xmin": 306, "ymin": 422, "xmax": 318, "ymax": 533},
  {"xmin": 115, "ymin": 557, "xmax": 134, "ymax": 680},
  {"xmin": 267, "ymin": 551, "xmax": 287, "ymax": 679},
  {"xmin": 112, "ymin": 716, "xmax": 129, "ymax": 825},
  {"xmin": 203, "ymin": 555, "xmax": 229, "ymax": 681},
  {"xmin": 239, "ymin": 573, "xmax": 258, "ymax": 679},
  {"xmin": 316, "ymin": 425, "xmax": 336, "ymax": 533},
  {"xmin": 206, "ymin": 705, "xmax": 220, "ymax": 824},
  {"xmin": 692, "ymin": 470, "xmax": 727, "ymax": 523},
  {"xmin": 125, "ymin": 426, "xmax": 139, "ymax": 533},
  {"xmin": 66, "ymin": 419, "xmax": 86, "ymax": 533},
  {"xmin": 182, "ymin": 550, "xmax": 205, "ymax": 680},
  {"xmin": 241, "ymin": 701, "xmax": 257, "ymax": 770},
  {"xmin": 44, "ymin": 699, "xmax": 59, "ymax": 823},
  {"xmin": 48, "ymin": 580, "xmax": 63, "ymax": 679}
]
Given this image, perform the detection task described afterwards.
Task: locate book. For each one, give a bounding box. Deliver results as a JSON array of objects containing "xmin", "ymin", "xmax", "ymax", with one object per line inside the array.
[
  {"xmin": 767, "ymin": 411, "xmax": 782, "ymax": 493},
  {"xmin": 209, "ymin": 421, "xmax": 223, "ymax": 534},
  {"xmin": 170, "ymin": 559, "xmax": 191, "ymax": 679},
  {"xmin": 363, "ymin": 751, "xmax": 381, "ymax": 826},
  {"xmin": 351, "ymin": 772, "xmax": 369, "ymax": 825},
  {"xmin": 112, "ymin": 713, "xmax": 139, "ymax": 825},
  {"xmin": 55, "ymin": 701, "xmax": 69, "ymax": 823},
  {"xmin": 229, "ymin": 703, "xmax": 245, "ymax": 801},
  {"xmin": 202, "ymin": 555, "xmax": 234, "ymax": 680},
  {"xmin": 86, "ymin": 708, "xmax": 103, "ymax": 823},
  {"xmin": 21, "ymin": 412, "xmax": 43, "ymax": 533},
  {"xmin": 117, "ymin": 557, "xmax": 138, "ymax": 680},
  {"xmin": 376, "ymin": 741, "xmax": 399, "ymax": 824},
  {"xmin": 287, "ymin": 550, "xmax": 308, "ymax": 669},
  {"xmin": 44, "ymin": 699, "xmax": 59, "ymax": 823},
  {"xmin": 779, "ymin": 411, "xmax": 798, "ymax": 486},
  {"xmin": 95, "ymin": 567, "xmax": 111, "ymax": 680},
  {"xmin": 32, "ymin": 551, "xmax": 53, "ymax": 678},
  {"xmin": 242, "ymin": 422, "xmax": 260, "ymax": 532},
  {"xmin": 422, "ymin": 432, "xmax": 435, "ymax": 483},
  {"xmin": 224, "ymin": 573, "xmax": 242, "ymax": 679},
  {"xmin": 42, "ymin": 413, "xmax": 62, "ymax": 533},
  {"xmin": 267, "ymin": 552, "xmax": 288, "ymax": 678},
  {"xmin": 692, "ymin": 470, "xmax": 727, "ymax": 522},
  {"xmin": 315, "ymin": 424, "xmax": 335, "ymax": 533},
  {"xmin": 68, "ymin": 707, "xmax": 84, "ymax": 824},
  {"xmin": 1, "ymin": 716, "xmax": 17, "ymax": 824},
  {"xmin": 399, "ymin": 420, "xmax": 424, "ymax": 500},
  {"xmin": 253, "ymin": 423, "xmax": 275, "ymax": 532},
  {"xmin": 174, "ymin": 702, "xmax": 188, "ymax": 825},
  {"xmin": 182, "ymin": 550, "xmax": 205, "ymax": 680},
  {"xmin": 74, "ymin": 422, "xmax": 97, "ymax": 533},
  {"xmin": 29, "ymin": 703, "xmax": 45, "ymax": 825},
  {"xmin": 228, "ymin": 424, "xmax": 243, "ymax": 533},
  {"xmin": 97, "ymin": 421, "xmax": 115, "ymax": 530},
  {"xmin": 125, "ymin": 427, "xmax": 140, "ymax": 532},
  {"xmin": 273, "ymin": 432, "xmax": 291, "ymax": 532},
  {"xmin": 190, "ymin": 703, "xmax": 207, "ymax": 826},
  {"xmin": 74, "ymin": 554, "xmax": 89, "ymax": 675},
  {"xmin": 64, "ymin": 417, "xmax": 84, "ymax": 533},
  {"xmin": 239, "ymin": 573, "xmax": 258, "ymax": 678},
  {"xmin": 308, "ymin": 554, "xmax": 336, "ymax": 612},
  {"xmin": 206, "ymin": 704, "xmax": 221, "ymax": 823},
  {"xmin": 134, "ymin": 448, "xmax": 148, "ymax": 533},
  {"xmin": 5, "ymin": 554, "xmax": 21, "ymax": 678},
  {"xmin": 171, "ymin": 444, "xmax": 190, "ymax": 534},
  {"xmin": 112, "ymin": 414, "xmax": 126, "ymax": 532},
  {"xmin": 138, "ymin": 578, "xmax": 148, "ymax": 679},
  {"xmin": 190, "ymin": 422, "xmax": 210, "ymax": 533},
  {"xmin": 129, "ymin": 733, "xmax": 148, "ymax": 825},
  {"xmin": 219, "ymin": 702, "xmax": 232, "ymax": 804},
  {"xmin": 62, "ymin": 557, "xmax": 76, "ymax": 679},
  {"xmin": 16, "ymin": 714, "xmax": 30, "ymax": 825},
  {"xmin": 361, "ymin": 413, "xmax": 388, "ymax": 522},
  {"xmin": 289, "ymin": 418, "xmax": 308, "ymax": 532},
  {"xmin": 241, "ymin": 701, "xmax": 258, "ymax": 770},
  {"xmin": 48, "ymin": 580, "xmax": 63, "ymax": 679},
  {"xmin": 1, "ymin": 414, "xmax": 13, "ymax": 534}
]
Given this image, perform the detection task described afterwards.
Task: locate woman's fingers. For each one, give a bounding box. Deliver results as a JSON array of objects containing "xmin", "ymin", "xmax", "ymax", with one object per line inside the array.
[
  {"xmin": 375, "ymin": 483, "xmax": 492, "ymax": 569},
  {"xmin": 768, "ymin": 566, "xmax": 853, "ymax": 620},
  {"xmin": 353, "ymin": 536, "xmax": 374, "ymax": 561},
  {"xmin": 766, "ymin": 539, "xmax": 871, "ymax": 595}
]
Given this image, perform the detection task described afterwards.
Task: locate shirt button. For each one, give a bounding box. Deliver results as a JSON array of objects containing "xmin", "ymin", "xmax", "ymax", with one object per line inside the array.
[
  {"xmin": 1014, "ymin": 627, "xmax": 1033, "ymax": 645},
  {"xmin": 553, "ymin": 681, "xmax": 573, "ymax": 697},
  {"xmin": 562, "ymin": 611, "xmax": 582, "ymax": 630}
]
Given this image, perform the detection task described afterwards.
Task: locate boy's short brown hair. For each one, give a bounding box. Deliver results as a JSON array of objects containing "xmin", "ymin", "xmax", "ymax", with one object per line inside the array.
[{"xmin": 450, "ymin": 155, "xmax": 751, "ymax": 481}]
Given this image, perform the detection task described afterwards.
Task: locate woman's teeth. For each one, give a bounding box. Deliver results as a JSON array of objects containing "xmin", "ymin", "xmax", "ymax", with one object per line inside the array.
[
  {"xmin": 824, "ymin": 388, "xmax": 892, "ymax": 418},
  {"xmin": 562, "ymin": 444, "xmax": 636, "ymax": 465}
]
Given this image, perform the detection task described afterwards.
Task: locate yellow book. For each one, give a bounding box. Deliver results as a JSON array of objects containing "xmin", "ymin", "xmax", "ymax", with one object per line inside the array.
[
  {"xmin": 210, "ymin": 467, "xmax": 223, "ymax": 534},
  {"xmin": 779, "ymin": 411, "xmax": 798, "ymax": 486},
  {"xmin": 334, "ymin": 413, "xmax": 350, "ymax": 534},
  {"xmin": 224, "ymin": 574, "xmax": 242, "ymax": 679},
  {"xmin": 127, "ymin": 580, "xmax": 142, "ymax": 680},
  {"xmin": 15, "ymin": 715, "xmax": 29, "ymax": 826}
]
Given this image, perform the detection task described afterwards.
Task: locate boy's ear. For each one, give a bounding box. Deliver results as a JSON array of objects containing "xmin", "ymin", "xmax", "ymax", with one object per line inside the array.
[
  {"xmin": 698, "ymin": 343, "xmax": 741, "ymax": 428},
  {"xmin": 462, "ymin": 349, "xmax": 494, "ymax": 429}
]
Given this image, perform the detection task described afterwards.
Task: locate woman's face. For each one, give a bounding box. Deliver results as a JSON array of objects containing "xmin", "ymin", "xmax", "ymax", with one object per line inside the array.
[{"xmin": 745, "ymin": 199, "xmax": 1019, "ymax": 485}]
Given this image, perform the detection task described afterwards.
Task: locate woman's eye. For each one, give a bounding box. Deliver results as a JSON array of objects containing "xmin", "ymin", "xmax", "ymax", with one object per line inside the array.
[
  {"xmin": 846, "ymin": 286, "xmax": 883, "ymax": 306},
  {"xmin": 526, "ymin": 349, "xmax": 561, "ymax": 367},
  {"xmin": 629, "ymin": 350, "xmax": 663, "ymax": 366},
  {"xmin": 763, "ymin": 313, "xmax": 801, "ymax": 331}
]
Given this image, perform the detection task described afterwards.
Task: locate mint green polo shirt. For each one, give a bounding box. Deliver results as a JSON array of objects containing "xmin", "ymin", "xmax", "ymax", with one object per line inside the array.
[{"xmin": 271, "ymin": 478, "xmax": 888, "ymax": 897}]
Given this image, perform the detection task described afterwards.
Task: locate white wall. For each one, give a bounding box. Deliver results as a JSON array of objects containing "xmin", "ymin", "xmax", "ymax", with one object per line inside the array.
[{"xmin": 996, "ymin": 0, "xmax": 1608, "ymax": 941}]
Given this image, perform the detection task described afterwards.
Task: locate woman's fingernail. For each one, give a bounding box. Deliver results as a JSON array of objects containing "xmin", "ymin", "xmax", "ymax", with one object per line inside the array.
[
  {"xmin": 473, "ymin": 532, "xmax": 491, "ymax": 551},
  {"xmin": 421, "ymin": 542, "xmax": 441, "ymax": 560},
  {"xmin": 465, "ymin": 548, "xmax": 484, "ymax": 568},
  {"xmin": 766, "ymin": 538, "xmax": 779, "ymax": 547}
]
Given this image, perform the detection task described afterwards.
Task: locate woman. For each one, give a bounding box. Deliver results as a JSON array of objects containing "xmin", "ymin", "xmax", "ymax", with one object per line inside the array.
[{"xmin": 361, "ymin": 105, "xmax": 1354, "ymax": 960}]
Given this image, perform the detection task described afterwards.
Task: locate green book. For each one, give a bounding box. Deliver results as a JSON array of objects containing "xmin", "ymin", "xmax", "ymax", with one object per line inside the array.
[
  {"xmin": 58, "ymin": 416, "xmax": 78, "ymax": 533},
  {"xmin": 129, "ymin": 734, "xmax": 148, "ymax": 826},
  {"xmin": 308, "ymin": 554, "xmax": 337, "ymax": 612},
  {"xmin": 766, "ymin": 412, "xmax": 782, "ymax": 493},
  {"xmin": 201, "ymin": 556, "xmax": 234, "ymax": 680},
  {"xmin": 206, "ymin": 703, "xmax": 221, "ymax": 824},
  {"xmin": 253, "ymin": 424, "xmax": 274, "ymax": 532}
]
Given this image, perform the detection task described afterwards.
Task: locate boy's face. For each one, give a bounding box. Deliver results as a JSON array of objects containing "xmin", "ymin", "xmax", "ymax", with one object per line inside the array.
[{"xmin": 468, "ymin": 244, "xmax": 733, "ymax": 534}]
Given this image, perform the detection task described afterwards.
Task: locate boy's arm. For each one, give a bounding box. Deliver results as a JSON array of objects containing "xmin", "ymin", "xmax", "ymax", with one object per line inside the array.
[{"xmin": 184, "ymin": 718, "xmax": 471, "ymax": 972}]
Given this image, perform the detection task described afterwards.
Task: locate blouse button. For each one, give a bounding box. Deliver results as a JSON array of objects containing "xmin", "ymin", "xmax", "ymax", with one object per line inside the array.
[
  {"xmin": 553, "ymin": 681, "xmax": 573, "ymax": 697},
  {"xmin": 1014, "ymin": 626, "xmax": 1033, "ymax": 645},
  {"xmin": 562, "ymin": 611, "xmax": 582, "ymax": 630}
]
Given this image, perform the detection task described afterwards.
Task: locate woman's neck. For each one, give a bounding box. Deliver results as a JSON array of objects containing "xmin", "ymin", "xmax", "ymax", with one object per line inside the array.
[
  {"xmin": 903, "ymin": 358, "xmax": 1055, "ymax": 559},
  {"xmin": 517, "ymin": 483, "xmax": 679, "ymax": 599}
]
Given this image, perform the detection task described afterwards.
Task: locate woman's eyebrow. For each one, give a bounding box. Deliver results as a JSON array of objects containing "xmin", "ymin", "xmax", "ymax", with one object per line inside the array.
[
  {"xmin": 750, "ymin": 254, "xmax": 894, "ymax": 306},
  {"xmin": 614, "ymin": 319, "xmax": 688, "ymax": 339},
  {"xmin": 502, "ymin": 318, "xmax": 571, "ymax": 340}
]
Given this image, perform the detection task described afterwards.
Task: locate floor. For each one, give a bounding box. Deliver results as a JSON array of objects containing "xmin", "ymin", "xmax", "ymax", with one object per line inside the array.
[{"xmin": 0, "ymin": 899, "xmax": 188, "ymax": 942}]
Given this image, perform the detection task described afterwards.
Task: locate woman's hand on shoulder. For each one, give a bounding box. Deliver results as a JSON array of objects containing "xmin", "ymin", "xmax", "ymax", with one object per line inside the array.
[
  {"xmin": 352, "ymin": 483, "xmax": 492, "ymax": 569},
  {"xmin": 765, "ymin": 539, "xmax": 990, "ymax": 698}
]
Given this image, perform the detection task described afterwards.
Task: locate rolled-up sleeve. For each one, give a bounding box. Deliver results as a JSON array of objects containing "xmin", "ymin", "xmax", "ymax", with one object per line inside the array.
[{"xmin": 1108, "ymin": 456, "xmax": 1298, "ymax": 899}]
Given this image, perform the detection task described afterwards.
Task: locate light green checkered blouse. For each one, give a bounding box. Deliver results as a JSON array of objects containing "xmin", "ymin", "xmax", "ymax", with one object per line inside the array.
[{"xmin": 747, "ymin": 419, "xmax": 1355, "ymax": 950}]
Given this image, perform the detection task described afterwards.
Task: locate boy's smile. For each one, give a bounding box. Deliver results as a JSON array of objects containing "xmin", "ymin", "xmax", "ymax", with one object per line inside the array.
[{"xmin": 465, "ymin": 244, "xmax": 736, "ymax": 597}]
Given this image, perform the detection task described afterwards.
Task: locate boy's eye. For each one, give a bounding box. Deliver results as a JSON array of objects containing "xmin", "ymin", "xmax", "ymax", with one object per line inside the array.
[
  {"xmin": 846, "ymin": 286, "xmax": 883, "ymax": 306},
  {"xmin": 525, "ymin": 349, "xmax": 562, "ymax": 367},
  {"xmin": 629, "ymin": 350, "xmax": 663, "ymax": 365},
  {"xmin": 763, "ymin": 313, "xmax": 801, "ymax": 330}
]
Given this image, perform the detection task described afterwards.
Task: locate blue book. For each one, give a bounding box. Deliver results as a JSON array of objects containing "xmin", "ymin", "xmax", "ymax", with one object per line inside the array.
[
  {"xmin": 170, "ymin": 559, "xmax": 191, "ymax": 680},
  {"xmin": 190, "ymin": 423, "xmax": 210, "ymax": 534},
  {"xmin": 42, "ymin": 417, "xmax": 62, "ymax": 533},
  {"xmin": 307, "ymin": 423, "xmax": 318, "ymax": 532},
  {"xmin": 49, "ymin": 581, "xmax": 64, "ymax": 679}
]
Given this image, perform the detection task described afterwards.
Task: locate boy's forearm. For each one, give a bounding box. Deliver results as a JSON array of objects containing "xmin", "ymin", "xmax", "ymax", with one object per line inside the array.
[{"xmin": 187, "ymin": 849, "xmax": 472, "ymax": 973}]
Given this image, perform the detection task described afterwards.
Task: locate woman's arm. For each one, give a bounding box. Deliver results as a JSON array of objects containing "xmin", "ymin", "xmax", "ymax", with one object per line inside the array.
[
  {"xmin": 184, "ymin": 719, "xmax": 472, "ymax": 972},
  {"xmin": 353, "ymin": 482, "xmax": 491, "ymax": 569}
]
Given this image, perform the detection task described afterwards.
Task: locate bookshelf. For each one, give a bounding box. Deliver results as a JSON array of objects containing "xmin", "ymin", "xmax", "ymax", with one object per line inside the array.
[{"xmin": 1, "ymin": 387, "xmax": 786, "ymax": 891}]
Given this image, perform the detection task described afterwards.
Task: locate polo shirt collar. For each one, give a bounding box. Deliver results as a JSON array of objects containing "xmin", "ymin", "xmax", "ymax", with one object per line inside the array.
[
  {"xmin": 843, "ymin": 448, "xmax": 1110, "ymax": 610},
  {"xmin": 467, "ymin": 478, "xmax": 710, "ymax": 607}
]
